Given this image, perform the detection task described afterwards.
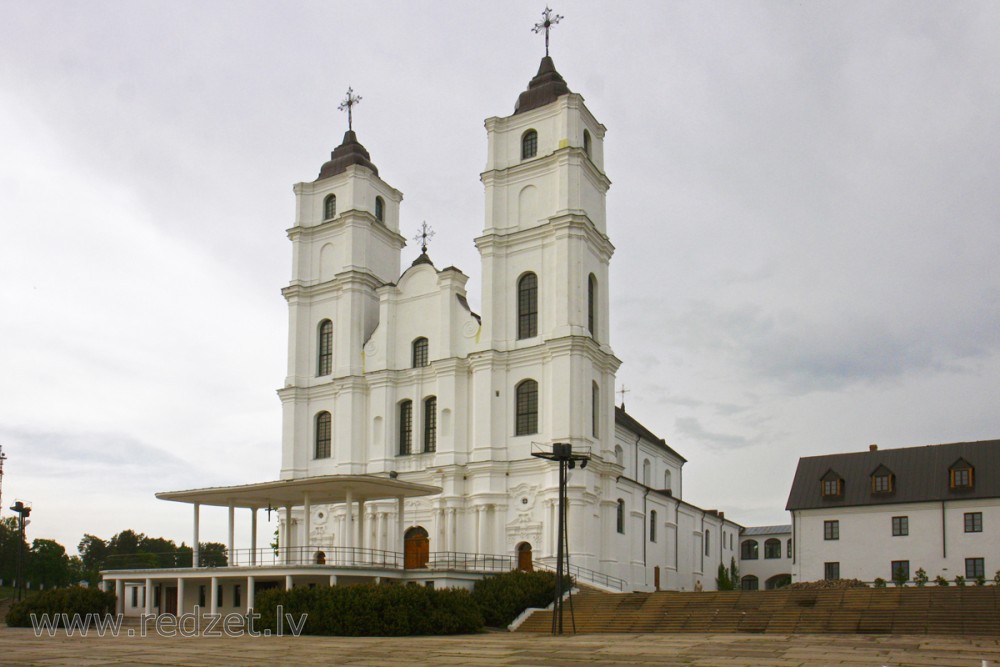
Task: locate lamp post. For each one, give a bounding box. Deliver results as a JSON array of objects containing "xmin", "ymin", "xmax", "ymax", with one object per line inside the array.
[
  {"xmin": 532, "ymin": 442, "xmax": 589, "ymax": 635},
  {"xmin": 9, "ymin": 500, "xmax": 31, "ymax": 602}
]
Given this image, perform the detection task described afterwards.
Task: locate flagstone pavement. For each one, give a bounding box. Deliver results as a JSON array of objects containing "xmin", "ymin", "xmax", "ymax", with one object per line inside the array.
[{"xmin": 1, "ymin": 627, "xmax": 999, "ymax": 666}]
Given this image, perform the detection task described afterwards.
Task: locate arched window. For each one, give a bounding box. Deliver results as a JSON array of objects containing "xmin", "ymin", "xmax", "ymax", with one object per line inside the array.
[
  {"xmin": 642, "ymin": 459, "xmax": 651, "ymax": 486},
  {"xmin": 583, "ymin": 129, "xmax": 591, "ymax": 157},
  {"xmin": 764, "ymin": 538, "xmax": 782, "ymax": 559},
  {"xmin": 616, "ymin": 499, "xmax": 625, "ymax": 534},
  {"xmin": 323, "ymin": 194, "xmax": 336, "ymax": 220},
  {"xmin": 398, "ymin": 400, "xmax": 413, "ymax": 455},
  {"xmin": 315, "ymin": 411, "xmax": 331, "ymax": 459},
  {"xmin": 591, "ymin": 381, "xmax": 599, "ymax": 437},
  {"xmin": 517, "ymin": 272, "xmax": 538, "ymax": 339},
  {"xmin": 515, "ymin": 379, "xmax": 538, "ymax": 436},
  {"xmin": 423, "ymin": 396, "xmax": 437, "ymax": 453},
  {"xmin": 412, "ymin": 337, "xmax": 429, "ymax": 368},
  {"xmin": 614, "ymin": 445, "xmax": 624, "ymax": 466},
  {"xmin": 705, "ymin": 529, "xmax": 711, "ymax": 556},
  {"xmin": 741, "ymin": 540, "xmax": 759, "ymax": 560},
  {"xmin": 375, "ymin": 196, "xmax": 384, "ymax": 223},
  {"xmin": 317, "ymin": 320, "xmax": 333, "ymax": 376},
  {"xmin": 521, "ymin": 129, "xmax": 538, "ymax": 159},
  {"xmin": 741, "ymin": 575, "xmax": 759, "ymax": 591},
  {"xmin": 664, "ymin": 469, "xmax": 672, "ymax": 491},
  {"xmin": 587, "ymin": 274, "xmax": 597, "ymax": 335},
  {"xmin": 650, "ymin": 510, "xmax": 657, "ymax": 542}
]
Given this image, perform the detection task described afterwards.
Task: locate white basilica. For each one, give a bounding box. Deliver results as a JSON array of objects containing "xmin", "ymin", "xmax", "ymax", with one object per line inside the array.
[
  {"xmin": 274, "ymin": 55, "xmax": 741, "ymax": 592},
  {"xmin": 103, "ymin": 53, "xmax": 744, "ymax": 618}
]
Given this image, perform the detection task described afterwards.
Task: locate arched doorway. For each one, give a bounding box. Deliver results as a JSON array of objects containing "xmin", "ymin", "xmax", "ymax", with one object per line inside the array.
[
  {"xmin": 517, "ymin": 542, "xmax": 533, "ymax": 572},
  {"xmin": 314, "ymin": 550, "xmax": 326, "ymax": 565},
  {"xmin": 404, "ymin": 526, "xmax": 429, "ymax": 569}
]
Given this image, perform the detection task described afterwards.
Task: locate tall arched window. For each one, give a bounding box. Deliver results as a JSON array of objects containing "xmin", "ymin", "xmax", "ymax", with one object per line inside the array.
[
  {"xmin": 315, "ymin": 411, "xmax": 331, "ymax": 459},
  {"xmin": 323, "ymin": 194, "xmax": 336, "ymax": 220},
  {"xmin": 398, "ymin": 400, "xmax": 413, "ymax": 455},
  {"xmin": 517, "ymin": 272, "xmax": 538, "ymax": 339},
  {"xmin": 614, "ymin": 445, "xmax": 624, "ymax": 466},
  {"xmin": 765, "ymin": 538, "xmax": 782, "ymax": 559},
  {"xmin": 642, "ymin": 459, "xmax": 651, "ymax": 486},
  {"xmin": 705, "ymin": 529, "xmax": 711, "ymax": 556},
  {"xmin": 588, "ymin": 274, "xmax": 597, "ymax": 335},
  {"xmin": 423, "ymin": 396, "xmax": 437, "ymax": 453},
  {"xmin": 583, "ymin": 129, "xmax": 592, "ymax": 157},
  {"xmin": 650, "ymin": 510, "xmax": 657, "ymax": 542},
  {"xmin": 412, "ymin": 337, "xmax": 429, "ymax": 368},
  {"xmin": 591, "ymin": 381, "xmax": 599, "ymax": 437},
  {"xmin": 616, "ymin": 499, "xmax": 625, "ymax": 534},
  {"xmin": 317, "ymin": 320, "xmax": 333, "ymax": 376},
  {"xmin": 741, "ymin": 540, "xmax": 759, "ymax": 560},
  {"xmin": 515, "ymin": 379, "xmax": 538, "ymax": 436},
  {"xmin": 521, "ymin": 129, "xmax": 538, "ymax": 159},
  {"xmin": 375, "ymin": 196, "xmax": 384, "ymax": 223}
]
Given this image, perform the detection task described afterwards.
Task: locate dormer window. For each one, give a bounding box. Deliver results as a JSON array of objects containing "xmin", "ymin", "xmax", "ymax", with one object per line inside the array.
[
  {"xmin": 950, "ymin": 458, "xmax": 974, "ymax": 490},
  {"xmin": 521, "ymin": 130, "xmax": 538, "ymax": 160},
  {"xmin": 871, "ymin": 465, "xmax": 894, "ymax": 494},
  {"xmin": 324, "ymin": 194, "xmax": 337, "ymax": 220},
  {"xmin": 821, "ymin": 469, "xmax": 843, "ymax": 498}
]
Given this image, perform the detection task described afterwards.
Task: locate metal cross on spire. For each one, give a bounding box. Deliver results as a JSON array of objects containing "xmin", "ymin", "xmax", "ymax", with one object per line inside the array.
[
  {"xmin": 413, "ymin": 222, "xmax": 435, "ymax": 254},
  {"xmin": 338, "ymin": 86, "xmax": 362, "ymax": 131},
  {"xmin": 532, "ymin": 6, "xmax": 564, "ymax": 57},
  {"xmin": 617, "ymin": 385, "xmax": 630, "ymax": 408}
]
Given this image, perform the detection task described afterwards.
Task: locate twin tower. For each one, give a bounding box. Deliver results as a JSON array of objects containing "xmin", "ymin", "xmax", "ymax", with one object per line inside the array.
[{"xmin": 277, "ymin": 57, "xmax": 619, "ymax": 551}]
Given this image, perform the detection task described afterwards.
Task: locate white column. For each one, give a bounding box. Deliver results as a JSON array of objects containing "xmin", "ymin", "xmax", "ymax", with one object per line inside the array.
[
  {"xmin": 176, "ymin": 577, "xmax": 185, "ymax": 616},
  {"xmin": 285, "ymin": 574, "xmax": 293, "ymax": 590},
  {"xmin": 227, "ymin": 501, "xmax": 235, "ymax": 567},
  {"xmin": 329, "ymin": 574, "xmax": 337, "ymax": 587},
  {"xmin": 144, "ymin": 578, "xmax": 153, "ymax": 617},
  {"xmin": 358, "ymin": 498, "xmax": 367, "ymax": 554},
  {"xmin": 477, "ymin": 506, "xmax": 488, "ymax": 554},
  {"xmin": 396, "ymin": 495, "xmax": 406, "ymax": 553},
  {"xmin": 209, "ymin": 576, "xmax": 218, "ymax": 616},
  {"xmin": 250, "ymin": 508, "xmax": 258, "ymax": 566},
  {"xmin": 193, "ymin": 503, "xmax": 201, "ymax": 567},
  {"xmin": 303, "ymin": 492, "xmax": 312, "ymax": 559},
  {"xmin": 446, "ymin": 508, "xmax": 456, "ymax": 552},
  {"xmin": 344, "ymin": 488, "xmax": 354, "ymax": 550},
  {"xmin": 247, "ymin": 576, "xmax": 255, "ymax": 613},
  {"xmin": 115, "ymin": 579, "xmax": 124, "ymax": 615},
  {"xmin": 284, "ymin": 505, "xmax": 293, "ymax": 564}
]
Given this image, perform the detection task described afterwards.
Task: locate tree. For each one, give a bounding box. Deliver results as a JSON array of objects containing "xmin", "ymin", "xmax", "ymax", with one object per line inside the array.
[
  {"xmin": 0, "ymin": 516, "xmax": 28, "ymax": 586},
  {"xmin": 715, "ymin": 557, "xmax": 740, "ymax": 590},
  {"xmin": 27, "ymin": 539, "xmax": 72, "ymax": 589},
  {"xmin": 77, "ymin": 534, "xmax": 109, "ymax": 584}
]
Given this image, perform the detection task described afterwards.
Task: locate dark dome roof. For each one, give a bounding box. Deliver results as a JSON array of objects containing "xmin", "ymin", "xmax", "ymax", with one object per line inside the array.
[
  {"xmin": 514, "ymin": 56, "xmax": 571, "ymax": 115},
  {"xmin": 317, "ymin": 130, "xmax": 379, "ymax": 180}
]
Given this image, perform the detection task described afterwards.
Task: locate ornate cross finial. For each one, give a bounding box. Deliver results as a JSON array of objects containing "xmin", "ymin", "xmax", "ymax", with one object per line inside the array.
[
  {"xmin": 617, "ymin": 385, "xmax": 630, "ymax": 409},
  {"xmin": 413, "ymin": 221, "xmax": 435, "ymax": 254},
  {"xmin": 338, "ymin": 86, "xmax": 362, "ymax": 131},
  {"xmin": 532, "ymin": 6, "xmax": 563, "ymax": 57}
]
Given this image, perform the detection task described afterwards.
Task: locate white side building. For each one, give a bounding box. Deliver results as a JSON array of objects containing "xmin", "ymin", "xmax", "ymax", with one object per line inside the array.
[
  {"xmin": 737, "ymin": 525, "xmax": 792, "ymax": 590},
  {"xmin": 787, "ymin": 440, "xmax": 1000, "ymax": 585}
]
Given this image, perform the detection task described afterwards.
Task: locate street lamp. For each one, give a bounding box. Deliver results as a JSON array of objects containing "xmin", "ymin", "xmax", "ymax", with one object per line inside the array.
[
  {"xmin": 531, "ymin": 442, "xmax": 590, "ymax": 635},
  {"xmin": 9, "ymin": 500, "xmax": 31, "ymax": 602}
]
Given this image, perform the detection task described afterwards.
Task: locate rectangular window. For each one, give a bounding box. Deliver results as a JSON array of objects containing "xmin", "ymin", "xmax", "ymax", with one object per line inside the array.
[
  {"xmin": 423, "ymin": 397, "xmax": 437, "ymax": 453},
  {"xmin": 131, "ymin": 587, "xmax": 138, "ymax": 607},
  {"xmin": 822, "ymin": 479, "xmax": 841, "ymax": 497},
  {"xmin": 234, "ymin": 584, "xmax": 241, "ymax": 608},
  {"xmin": 824, "ymin": 562, "xmax": 840, "ymax": 580},
  {"xmin": 891, "ymin": 560, "xmax": 910, "ymax": 582},
  {"xmin": 824, "ymin": 520, "xmax": 839, "ymax": 541},
  {"xmin": 966, "ymin": 558, "xmax": 985, "ymax": 579},
  {"xmin": 964, "ymin": 512, "xmax": 982, "ymax": 533},
  {"xmin": 892, "ymin": 516, "xmax": 909, "ymax": 536},
  {"xmin": 399, "ymin": 401, "xmax": 413, "ymax": 455},
  {"xmin": 591, "ymin": 382, "xmax": 599, "ymax": 437},
  {"xmin": 198, "ymin": 586, "xmax": 206, "ymax": 608},
  {"xmin": 217, "ymin": 585, "xmax": 224, "ymax": 608},
  {"xmin": 951, "ymin": 468, "xmax": 972, "ymax": 489},
  {"xmin": 649, "ymin": 511, "xmax": 657, "ymax": 543}
]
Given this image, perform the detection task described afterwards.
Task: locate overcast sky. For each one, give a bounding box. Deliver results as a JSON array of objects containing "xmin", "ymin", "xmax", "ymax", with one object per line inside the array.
[{"xmin": 2, "ymin": 1, "xmax": 998, "ymax": 555}]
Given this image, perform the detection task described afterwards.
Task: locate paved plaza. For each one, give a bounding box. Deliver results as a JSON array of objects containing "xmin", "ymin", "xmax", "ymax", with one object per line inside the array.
[{"xmin": 1, "ymin": 627, "xmax": 999, "ymax": 666}]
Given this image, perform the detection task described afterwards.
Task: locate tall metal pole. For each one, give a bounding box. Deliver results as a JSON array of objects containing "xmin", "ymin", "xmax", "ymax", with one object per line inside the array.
[
  {"xmin": 553, "ymin": 458, "xmax": 565, "ymax": 634},
  {"xmin": 0, "ymin": 445, "xmax": 7, "ymax": 518}
]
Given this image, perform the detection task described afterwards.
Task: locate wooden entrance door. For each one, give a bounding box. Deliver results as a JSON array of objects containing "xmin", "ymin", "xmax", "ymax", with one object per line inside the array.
[
  {"xmin": 404, "ymin": 527, "xmax": 429, "ymax": 569},
  {"xmin": 164, "ymin": 587, "xmax": 178, "ymax": 615},
  {"xmin": 517, "ymin": 542, "xmax": 533, "ymax": 571}
]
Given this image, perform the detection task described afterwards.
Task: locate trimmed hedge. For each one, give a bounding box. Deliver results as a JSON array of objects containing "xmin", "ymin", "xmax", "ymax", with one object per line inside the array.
[
  {"xmin": 255, "ymin": 584, "xmax": 483, "ymax": 636},
  {"xmin": 472, "ymin": 570, "xmax": 569, "ymax": 628},
  {"xmin": 5, "ymin": 586, "xmax": 116, "ymax": 628}
]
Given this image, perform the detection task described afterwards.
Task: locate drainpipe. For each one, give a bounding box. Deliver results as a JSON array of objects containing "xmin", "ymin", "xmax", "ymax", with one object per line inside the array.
[
  {"xmin": 941, "ymin": 501, "xmax": 947, "ymax": 558},
  {"xmin": 634, "ymin": 436, "xmax": 640, "ymax": 482},
  {"xmin": 642, "ymin": 488, "xmax": 650, "ymax": 572}
]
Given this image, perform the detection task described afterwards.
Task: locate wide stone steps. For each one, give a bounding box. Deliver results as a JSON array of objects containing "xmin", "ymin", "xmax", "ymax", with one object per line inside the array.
[{"xmin": 516, "ymin": 587, "xmax": 1000, "ymax": 635}]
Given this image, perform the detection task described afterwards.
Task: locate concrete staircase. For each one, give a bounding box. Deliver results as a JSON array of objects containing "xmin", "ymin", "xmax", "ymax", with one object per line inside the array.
[{"xmin": 516, "ymin": 587, "xmax": 1000, "ymax": 635}]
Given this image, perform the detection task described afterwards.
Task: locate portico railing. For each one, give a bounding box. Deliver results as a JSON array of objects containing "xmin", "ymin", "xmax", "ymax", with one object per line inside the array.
[{"xmin": 229, "ymin": 546, "xmax": 402, "ymax": 568}]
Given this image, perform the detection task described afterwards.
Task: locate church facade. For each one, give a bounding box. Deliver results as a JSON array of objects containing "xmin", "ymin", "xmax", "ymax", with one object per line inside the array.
[{"xmin": 276, "ymin": 56, "xmax": 742, "ymax": 592}]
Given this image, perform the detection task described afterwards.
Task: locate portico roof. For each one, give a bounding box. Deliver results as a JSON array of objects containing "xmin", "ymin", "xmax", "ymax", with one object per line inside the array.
[{"xmin": 156, "ymin": 474, "xmax": 441, "ymax": 509}]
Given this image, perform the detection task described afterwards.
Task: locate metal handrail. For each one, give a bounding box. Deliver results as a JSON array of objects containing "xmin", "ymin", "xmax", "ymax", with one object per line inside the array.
[
  {"xmin": 229, "ymin": 545, "xmax": 403, "ymax": 569},
  {"xmin": 535, "ymin": 559, "xmax": 626, "ymax": 591}
]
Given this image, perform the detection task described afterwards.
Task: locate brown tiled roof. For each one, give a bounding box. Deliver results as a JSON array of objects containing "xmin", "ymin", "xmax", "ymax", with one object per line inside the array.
[
  {"xmin": 513, "ymin": 57, "xmax": 571, "ymax": 115},
  {"xmin": 614, "ymin": 405, "xmax": 687, "ymax": 463},
  {"xmin": 785, "ymin": 439, "xmax": 1000, "ymax": 511},
  {"xmin": 317, "ymin": 130, "xmax": 379, "ymax": 180}
]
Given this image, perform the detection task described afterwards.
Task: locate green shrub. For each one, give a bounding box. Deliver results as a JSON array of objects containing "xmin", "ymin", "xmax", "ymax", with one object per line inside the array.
[
  {"xmin": 913, "ymin": 568, "xmax": 928, "ymax": 587},
  {"xmin": 954, "ymin": 575, "xmax": 966, "ymax": 587},
  {"xmin": 975, "ymin": 575, "xmax": 986, "ymax": 586},
  {"xmin": 254, "ymin": 584, "xmax": 482, "ymax": 636},
  {"xmin": 471, "ymin": 570, "xmax": 571, "ymax": 627},
  {"xmin": 873, "ymin": 578, "xmax": 887, "ymax": 588},
  {"xmin": 935, "ymin": 575, "xmax": 950, "ymax": 586},
  {"xmin": 5, "ymin": 586, "xmax": 116, "ymax": 628}
]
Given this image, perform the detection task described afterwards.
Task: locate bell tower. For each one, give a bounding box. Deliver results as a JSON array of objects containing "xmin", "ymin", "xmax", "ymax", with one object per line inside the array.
[{"xmin": 280, "ymin": 89, "xmax": 405, "ymax": 479}]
